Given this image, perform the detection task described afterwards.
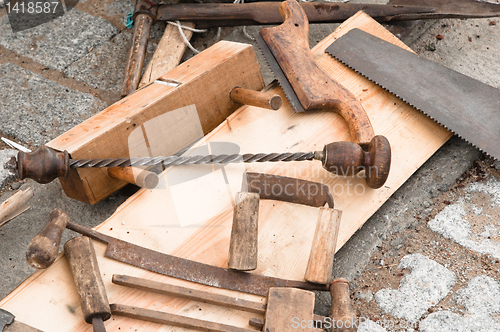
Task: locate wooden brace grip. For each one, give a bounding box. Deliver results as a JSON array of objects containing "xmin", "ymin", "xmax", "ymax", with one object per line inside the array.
[
  {"xmin": 259, "ymin": 0, "xmax": 375, "ymax": 145},
  {"xmin": 18, "ymin": 146, "xmax": 69, "ymax": 184}
]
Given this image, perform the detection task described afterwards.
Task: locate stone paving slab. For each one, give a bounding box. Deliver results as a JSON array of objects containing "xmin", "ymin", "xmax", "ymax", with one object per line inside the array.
[
  {"xmin": 64, "ymin": 31, "xmax": 156, "ymax": 94},
  {"xmin": 374, "ymin": 253, "xmax": 457, "ymax": 323},
  {"xmin": 428, "ymin": 179, "xmax": 500, "ymax": 260},
  {"xmin": 0, "ymin": 62, "xmax": 107, "ymax": 145},
  {"xmin": 0, "ymin": 8, "xmax": 117, "ymax": 71}
]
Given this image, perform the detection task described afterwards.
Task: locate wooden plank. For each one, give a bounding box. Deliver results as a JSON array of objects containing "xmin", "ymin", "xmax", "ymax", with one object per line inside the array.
[
  {"xmin": 0, "ymin": 12, "xmax": 451, "ymax": 332},
  {"xmin": 48, "ymin": 41, "xmax": 264, "ymax": 204},
  {"xmin": 138, "ymin": 22, "xmax": 196, "ymax": 89}
]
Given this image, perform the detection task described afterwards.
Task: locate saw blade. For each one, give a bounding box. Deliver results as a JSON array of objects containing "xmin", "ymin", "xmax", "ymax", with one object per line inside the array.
[
  {"xmin": 254, "ymin": 32, "xmax": 305, "ymax": 113},
  {"xmin": 325, "ymin": 28, "xmax": 500, "ymax": 160}
]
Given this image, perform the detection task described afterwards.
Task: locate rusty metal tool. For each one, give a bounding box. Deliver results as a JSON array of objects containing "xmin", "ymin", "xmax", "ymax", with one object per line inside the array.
[
  {"xmin": 256, "ymin": 0, "xmax": 391, "ymax": 188},
  {"xmin": 325, "ymin": 28, "xmax": 500, "ymax": 160},
  {"xmin": 64, "ymin": 236, "xmax": 111, "ymax": 332},
  {"xmin": 111, "ymin": 278, "xmax": 323, "ymax": 332},
  {"xmin": 0, "ymin": 308, "xmax": 43, "ymax": 332},
  {"xmin": 154, "ymin": 0, "xmax": 500, "ymax": 28},
  {"xmin": 112, "ymin": 275, "xmax": 356, "ymax": 331},
  {"xmin": 26, "ymin": 209, "xmax": 329, "ymax": 296},
  {"xmin": 7, "ymin": 140, "xmax": 389, "ymax": 188}
]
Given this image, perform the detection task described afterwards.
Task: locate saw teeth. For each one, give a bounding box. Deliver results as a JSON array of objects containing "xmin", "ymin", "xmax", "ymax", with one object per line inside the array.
[
  {"xmin": 327, "ymin": 50, "xmax": 499, "ymax": 161},
  {"xmin": 254, "ymin": 32, "xmax": 305, "ymax": 113}
]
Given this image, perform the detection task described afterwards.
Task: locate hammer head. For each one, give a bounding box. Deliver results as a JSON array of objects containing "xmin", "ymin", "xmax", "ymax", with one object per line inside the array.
[{"xmin": 0, "ymin": 308, "xmax": 15, "ymax": 331}]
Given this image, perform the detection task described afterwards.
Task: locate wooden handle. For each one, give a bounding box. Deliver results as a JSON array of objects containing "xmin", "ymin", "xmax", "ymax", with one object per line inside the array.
[
  {"xmin": 121, "ymin": 5, "xmax": 156, "ymax": 97},
  {"xmin": 329, "ymin": 278, "xmax": 357, "ymax": 332},
  {"xmin": 64, "ymin": 236, "xmax": 111, "ymax": 325},
  {"xmin": 18, "ymin": 146, "xmax": 69, "ymax": 184},
  {"xmin": 230, "ymin": 87, "xmax": 282, "ymax": 110},
  {"xmin": 107, "ymin": 167, "xmax": 159, "ymax": 189},
  {"xmin": 26, "ymin": 209, "xmax": 69, "ymax": 269},
  {"xmin": 228, "ymin": 192, "xmax": 259, "ymax": 271},
  {"xmin": 305, "ymin": 208, "xmax": 341, "ymax": 284},
  {"xmin": 259, "ymin": 0, "xmax": 375, "ymax": 145},
  {"xmin": 320, "ymin": 135, "xmax": 391, "ymax": 189}
]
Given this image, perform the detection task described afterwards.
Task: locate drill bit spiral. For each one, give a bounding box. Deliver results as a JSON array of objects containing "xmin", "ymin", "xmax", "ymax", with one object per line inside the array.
[{"xmin": 69, "ymin": 152, "xmax": 316, "ymax": 168}]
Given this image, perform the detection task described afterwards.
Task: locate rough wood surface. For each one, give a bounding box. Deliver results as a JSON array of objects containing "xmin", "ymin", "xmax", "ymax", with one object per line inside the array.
[
  {"xmin": 228, "ymin": 192, "xmax": 260, "ymax": 271},
  {"xmin": 0, "ymin": 188, "xmax": 33, "ymax": 227},
  {"xmin": 139, "ymin": 22, "xmax": 196, "ymax": 88},
  {"xmin": 264, "ymin": 288, "xmax": 315, "ymax": 332},
  {"xmin": 25, "ymin": 209, "xmax": 69, "ymax": 269},
  {"xmin": 64, "ymin": 236, "xmax": 111, "ymax": 324},
  {"xmin": 0, "ymin": 12, "xmax": 451, "ymax": 332},
  {"xmin": 305, "ymin": 208, "xmax": 341, "ymax": 284},
  {"xmin": 47, "ymin": 41, "xmax": 264, "ymax": 204}
]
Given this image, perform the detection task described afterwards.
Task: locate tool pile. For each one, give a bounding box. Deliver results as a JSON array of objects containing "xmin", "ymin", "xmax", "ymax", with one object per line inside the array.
[{"xmin": 1, "ymin": 0, "xmax": 500, "ymax": 331}]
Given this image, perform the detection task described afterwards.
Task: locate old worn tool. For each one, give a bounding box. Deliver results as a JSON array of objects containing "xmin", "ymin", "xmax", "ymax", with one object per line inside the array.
[
  {"xmin": 7, "ymin": 141, "xmax": 389, "ymax": 188},
  {"xmin": 325, "ymin": 29, "xmax": 500, "ymax": 160},
  {"xmin": 229, "ymin": 172, "xmax": 340, "ymax": 283},
  {"xmin": 0, "ymin": 308, "xmax": 43, "ymax": 332},
  {"xmin": 26, "ymin": 209, "xmax": 329, "ymax": 296},
  {"xmin": 111, "ymin": 283, "xmax": 321, "ymax": 332},
  {"xmin": 64, "ymin": 236, "xmax": 111, "ymax": 332},
  {"xmin": 329, "ymin": 278, "xmax": 357, "ymax": 332},
  {"xmin": 229, "ymin": 87, "xmax": 282, "ymax": 111},
  {"xmin": 228, "ymin": 172, "xmax": 334, "ymax": 271},
  {"xmin": 256, "ymin": 0, "xmax": 391, "ymax": 188},
  {"xmin": 112, "ymin": 275, "xmax": 355, "ymax": 331},
  {"xmin": 121, "ymin": 0, "xmax": 160, "ymax": 97},
  {"xmin": 154, "ymin": 0, "xmax": 500, "ymax": 28},
  {"xmin": 26, "ymin": 209, "xmax": 69, "ymax": 269}
]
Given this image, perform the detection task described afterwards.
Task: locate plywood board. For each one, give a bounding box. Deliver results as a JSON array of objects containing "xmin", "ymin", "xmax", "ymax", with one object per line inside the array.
[{"xmin": 0, "ymin": 12, "xmax": 451, "ymax": 332}]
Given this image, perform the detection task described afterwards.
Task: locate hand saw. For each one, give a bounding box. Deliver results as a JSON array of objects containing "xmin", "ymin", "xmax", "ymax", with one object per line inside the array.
[
  {"xmin": 255, "ymin": 0, "xmax": 391, "ymax": 189},
  {"xmin": 325, "ymin": 29, "xmax": 500, "ymax": 160}
]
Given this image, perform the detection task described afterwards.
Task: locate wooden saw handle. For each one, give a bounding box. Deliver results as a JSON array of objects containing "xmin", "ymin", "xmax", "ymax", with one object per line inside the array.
[{"xmin": 259, "ymin": 0, "xmax": 375, "ymax": 145}]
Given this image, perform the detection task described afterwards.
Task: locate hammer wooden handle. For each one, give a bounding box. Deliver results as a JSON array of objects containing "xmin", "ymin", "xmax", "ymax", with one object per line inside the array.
[
  {"xmin": 26, "ymin": 209, "xmax": 69, "ymax": 269},
  {"xmin": 259, "ymin": 0, "xmax": 375, "ymax": 145},
  {"xmin": 64, "ymin": 236, "xmax": 111, "ymax": 329}
]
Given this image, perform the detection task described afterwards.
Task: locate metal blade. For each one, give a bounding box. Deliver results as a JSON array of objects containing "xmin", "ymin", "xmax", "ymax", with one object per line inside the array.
[
  {"xmin": 66, "ymin": 222, "xmax": 329, "ymax": 296},
  {"xmin": 325, "ymin": 29, "xmax": 500, "ymax": 160},
  {"xmin": 254, "ymin": 32, "xmax": 305, "ymax": 113},
  {"xmin": 388, "ymin": 0, "xmax": 500, "ymax": 20}
]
